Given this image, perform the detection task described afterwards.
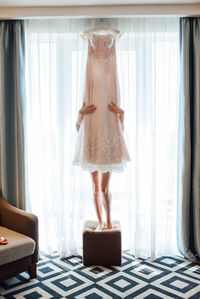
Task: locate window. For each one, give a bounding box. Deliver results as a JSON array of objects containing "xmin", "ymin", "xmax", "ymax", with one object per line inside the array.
[{"xmin": 24, "ymin": 20, "xmax": 180, "ymax": 258}]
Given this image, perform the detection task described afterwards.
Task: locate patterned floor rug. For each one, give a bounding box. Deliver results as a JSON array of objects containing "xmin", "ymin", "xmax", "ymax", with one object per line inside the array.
[{"xmin": 0, "ymin": 250, "xmax": 200, "ymax": 299}]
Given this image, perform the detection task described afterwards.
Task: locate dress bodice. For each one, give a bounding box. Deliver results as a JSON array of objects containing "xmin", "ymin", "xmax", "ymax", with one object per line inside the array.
[
  {"xmin": 89, "ymin": 32, "xmax": 115, "ymax": 58},
  {"xmin": 81, "ymin": 28, "xmax": 121, "ymax": 58}
]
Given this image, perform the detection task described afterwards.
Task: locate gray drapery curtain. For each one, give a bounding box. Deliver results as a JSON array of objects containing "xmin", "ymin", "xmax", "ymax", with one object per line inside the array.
[
  {"xmin": 0, "ymin": 20, "xmax": 25, "ymax": 209},
  {"xmin": 178, "ymin": 17, "xmax": 200, "ymax": 263}
]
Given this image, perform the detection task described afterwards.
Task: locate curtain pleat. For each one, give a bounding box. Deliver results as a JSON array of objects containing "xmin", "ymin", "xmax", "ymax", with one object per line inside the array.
[
  {"xmin": 0, "ymin": 20, "xmax": 25, "ymax": 209},
  {"xmin": 178, "ymin": 17, "xmax": 200, "ymax": 263}
]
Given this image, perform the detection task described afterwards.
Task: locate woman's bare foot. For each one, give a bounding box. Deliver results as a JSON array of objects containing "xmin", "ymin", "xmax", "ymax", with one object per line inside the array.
[
  {"xmin": 95, "ymin": 222, "xmax": 104, "ymax": 231},
  {"xmin": 105, "ymin": 222, "xmax": 114, "ymax": 230}
]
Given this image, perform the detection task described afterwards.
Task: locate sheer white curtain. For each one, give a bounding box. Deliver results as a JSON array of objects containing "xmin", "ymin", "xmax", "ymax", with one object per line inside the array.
[{"xmin": 24, "ymin": 17, "xmax": 181, "ymax": 260}]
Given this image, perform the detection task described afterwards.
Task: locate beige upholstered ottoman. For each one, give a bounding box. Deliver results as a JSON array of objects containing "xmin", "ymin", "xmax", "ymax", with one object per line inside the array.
[{"xmin": 82, "ymin": 220, "xmax": 121, "ymax": 266}]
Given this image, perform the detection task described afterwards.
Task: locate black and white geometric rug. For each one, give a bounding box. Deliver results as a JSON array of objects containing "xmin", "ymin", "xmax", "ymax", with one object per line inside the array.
[{"xmin": 1, "ymin": 250, "xmax": 200, "ymax": 298}]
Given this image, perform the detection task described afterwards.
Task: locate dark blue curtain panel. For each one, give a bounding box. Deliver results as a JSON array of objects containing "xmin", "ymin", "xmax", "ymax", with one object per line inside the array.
[
  {"xmin": 178, "ymin": 17, "xmax": 200, "ymax": 264},
  {"xmin": 0, "ymin": 20, "xmax": 25, "ymax": 209}
]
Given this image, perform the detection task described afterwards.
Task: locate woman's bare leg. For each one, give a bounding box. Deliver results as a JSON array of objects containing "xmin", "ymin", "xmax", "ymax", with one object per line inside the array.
[
  {"xmin": 101, "ymin": 171, "xmax": 113, "ymax": 230},
  {"xmin": 90, "ymin": 171, "xmax": 103, "ymax": 230}
]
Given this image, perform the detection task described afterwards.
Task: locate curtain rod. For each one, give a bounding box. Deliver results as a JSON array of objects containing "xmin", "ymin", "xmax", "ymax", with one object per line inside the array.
[{"xmin": 0, "ymin": 4, "xmax": 200, "ymax": 19}]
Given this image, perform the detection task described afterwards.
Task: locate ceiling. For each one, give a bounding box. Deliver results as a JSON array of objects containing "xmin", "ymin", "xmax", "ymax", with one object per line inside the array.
[{"xmin": 0, "ymin": 0, "xmax": 199, "ymax": 6}]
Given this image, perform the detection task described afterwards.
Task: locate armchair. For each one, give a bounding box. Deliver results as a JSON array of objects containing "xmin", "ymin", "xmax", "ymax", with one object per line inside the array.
[{"xmin": 0, "ymin": 196, "xmax": 38, "ymax": 282}]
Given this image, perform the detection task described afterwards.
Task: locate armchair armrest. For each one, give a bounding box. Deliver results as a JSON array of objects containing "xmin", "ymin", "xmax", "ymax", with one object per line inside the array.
[{"xmin": 0, "ymin": 197, "xmax": 38, "ymax": 263}]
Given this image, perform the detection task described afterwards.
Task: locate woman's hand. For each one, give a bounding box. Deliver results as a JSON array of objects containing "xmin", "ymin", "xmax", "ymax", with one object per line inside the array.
[
  {"xmin": 107, "ymin": 102, "xmax": 124, "ymax": 116},
  {"xmin": 76, "ymin": 101, "xmax": 97, "ymax": 131},
  {"xmin": 79, "ymin": 101, "xmax": 97, "ymax": 116},
  {"xmin": 107, "ymin": 102, "xmax": 124, "ymax": 131}
]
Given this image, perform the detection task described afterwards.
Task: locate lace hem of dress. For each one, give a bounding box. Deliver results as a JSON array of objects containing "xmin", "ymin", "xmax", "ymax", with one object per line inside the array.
[
  {"xmin": 72, "ymin": 126, "xmax": 131, "ymax": 173},
  {"xmin": 72, "ymin": 159, "xmax": 130, "ymax": 173}
]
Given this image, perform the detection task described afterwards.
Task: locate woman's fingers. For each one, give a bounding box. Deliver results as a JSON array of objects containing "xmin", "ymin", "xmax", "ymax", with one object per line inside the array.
[
  {"xmin": 108, "ymin": 103, "xmax": 117, "ymax": 108},
  {"xmin": 79, "ymin": 104, "xmax": 97, "ymax": 116},
  {"xmin": 83, "ymin": 104, "xmax": 95, "ymax": 109},
  {"xmin": 108, "ymin": 109, "xmax": 118, "ymax": 113},
  {"xmin": 85, "ymin": 105, "xmax": 96, "ymax": 110},
  {"xmin": 86, "ymin": 107, "xmax": 96, "ymax": 112},
  {"xmin": 109, "ymin": 102, "xmax": 118, "ymax": 107},
  {"xmin": 87, "ymin": 110, "xmax": 96, "ymax": 114},
  {"xmin": 107, "ymin": 106, "xmax": 114, "ymax": 110},
  {"xmin": 109, "ymin": 102, "xmax": 119, "ymax": 107},
  {"xmin": 82, "ymin": 105, "xmax": 97, "ymax": 115},
  {"xmin": 107, "ymin": 103, "xmax": 122, "ymax": 114},
  {"xmin": 107, "ymin": 104, "xmax": 118, "ymax": 111}
]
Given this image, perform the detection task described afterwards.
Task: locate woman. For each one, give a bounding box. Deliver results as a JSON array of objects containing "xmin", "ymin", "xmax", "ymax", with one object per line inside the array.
[
  {"xmin": 72, "ymin": 27, "xmax": 131, "ymax": 231},
  {"xmin": 76, "ymin": 101, "xmax": 125, "ymax": 231}
]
